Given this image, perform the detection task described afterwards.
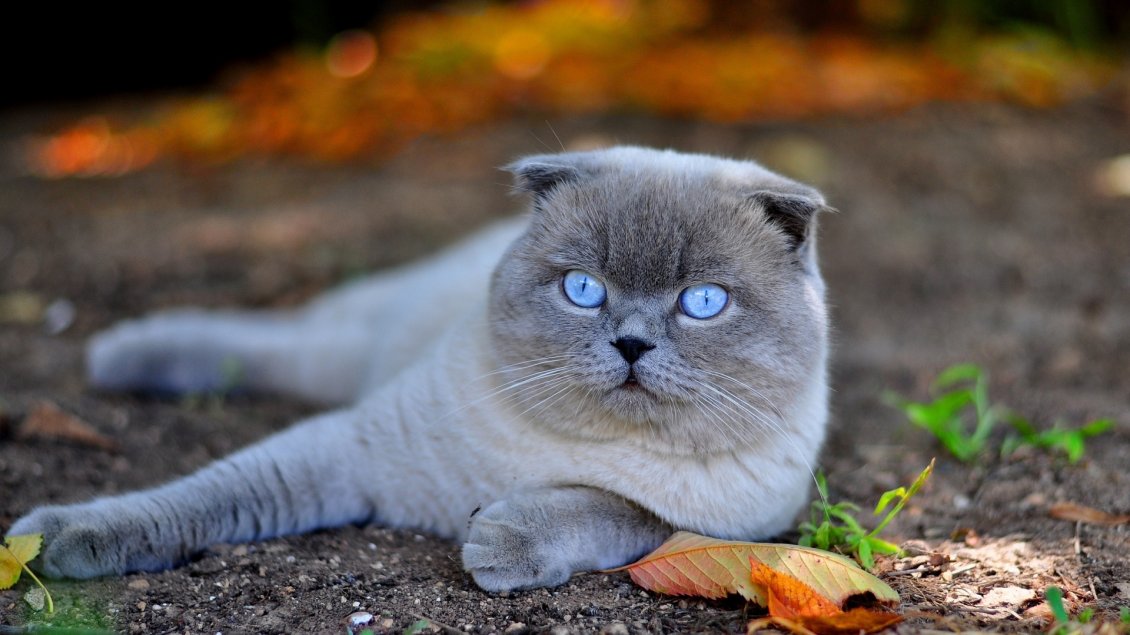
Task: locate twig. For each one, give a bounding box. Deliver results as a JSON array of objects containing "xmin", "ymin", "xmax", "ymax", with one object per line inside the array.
[{"xmin": 885, "ymin": 566, "xmax": 933, "ymax": 576}]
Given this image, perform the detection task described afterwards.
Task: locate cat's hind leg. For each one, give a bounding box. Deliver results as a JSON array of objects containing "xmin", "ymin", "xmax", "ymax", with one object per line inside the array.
[{"xmin": 87, "ymin": 309, "xmax": 378, "ymax": 404}]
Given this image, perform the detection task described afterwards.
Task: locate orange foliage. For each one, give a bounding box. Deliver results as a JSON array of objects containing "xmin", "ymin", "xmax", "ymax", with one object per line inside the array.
[
  {"xmin": 747, "ymin": 559, "xmax": 903, "ymax": 635},
  {"xmin": 25, "ymin": 0, "xmax": 1117, "ymax": 177}
]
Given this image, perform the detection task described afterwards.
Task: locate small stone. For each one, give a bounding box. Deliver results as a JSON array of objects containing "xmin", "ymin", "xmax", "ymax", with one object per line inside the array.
[
  {"xmin": 599, "ymin": 623, "xmax": 629, "ymax": 635},
  {"xmin": 23, "ymin": 587, "xmax": 45, "ymax": 611},
  {"xmin": 504, "ymin": 622, "xmax": 527, "ymax": 634},
  {"xmin": 128, "ymin": 578, "xmax": 151, "ymax": 590},
  {"xmin": 136, "ymin": 601, "xmax": 146, "ymax": 611},
  {"xmin": 44, "ymin": 298, "xmax": 76, "ymax": 335},
  {"xmin": 346, "ymin": 610, "xmax": 375, "ymax": 633}
]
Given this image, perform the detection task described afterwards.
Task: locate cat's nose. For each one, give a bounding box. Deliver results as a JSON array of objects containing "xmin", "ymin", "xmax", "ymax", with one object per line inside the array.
[{"xmin": 611, "ymin": 337, "xmax": 655, "ymax": 364}]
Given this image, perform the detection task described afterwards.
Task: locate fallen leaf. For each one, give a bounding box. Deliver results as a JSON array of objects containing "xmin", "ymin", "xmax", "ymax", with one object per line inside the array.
[
  {"xmin": 611, "ymin": 531, "xmax": 898, "ymax": 607},
  {"xmin": 0, "ymin": 534, "xmax": 42, "ymax": 588},
  {"xmin": 747, "ymin": 608, "xmax": 904, "ymax": 635},
  {"xmin": 749, "ymin": 559, "xmax": 840, "ymax": 619},
  {"xmin": 747, "ymin": 559, "xmax": 902, "ymax": 635},
  {"xmin": 17, "ymin": 401, "xmax": 118, "ymax": 452},
  {"xmin": 1049, "ymin": 502, "xmax": 1130, "ymax": 526}
]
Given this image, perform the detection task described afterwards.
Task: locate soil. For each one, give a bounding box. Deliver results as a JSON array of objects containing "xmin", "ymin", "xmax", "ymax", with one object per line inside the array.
[{"xmin": 1, "ymin": 101, "xmax": 1128, "ymax": 634}]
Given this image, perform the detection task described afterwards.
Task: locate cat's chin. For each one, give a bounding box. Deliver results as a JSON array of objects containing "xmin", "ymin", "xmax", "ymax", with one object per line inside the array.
[{"xmin": 598, "ymin": 381, "xmax": 669, "ymax": 421}]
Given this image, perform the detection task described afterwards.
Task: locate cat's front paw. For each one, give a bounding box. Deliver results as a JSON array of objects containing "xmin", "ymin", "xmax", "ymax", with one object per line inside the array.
[
  {"xmin": 461, "ymin": 500, "xmax": 574, "ymax": 592},
  {"xmin": 9, "ymin": 505, "xmax": 137, "ymax": 579}
]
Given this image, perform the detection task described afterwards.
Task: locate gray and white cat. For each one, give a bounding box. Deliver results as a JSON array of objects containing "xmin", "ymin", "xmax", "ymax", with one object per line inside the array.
[{"xmin": 9, "ymin": 146, "xmax": 831, "ymax": 592}]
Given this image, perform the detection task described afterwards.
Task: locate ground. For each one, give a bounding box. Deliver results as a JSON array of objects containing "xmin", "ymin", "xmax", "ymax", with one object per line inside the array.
[{"xmin": 1, "ymin": 102, "xmax": 1128, "ymax": 634}]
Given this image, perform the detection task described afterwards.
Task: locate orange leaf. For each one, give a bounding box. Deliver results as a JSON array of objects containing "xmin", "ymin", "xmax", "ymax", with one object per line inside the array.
[
  {"xmin": 748, "ymin": 559, "xmax": 902, "ymax": 634},
  {"xmin": 749, "ymin": 559, "xmax": 839, "ymax": 619},
  {"xmin": 611, "ymin": 531, "xmax": 898, "ymax": 607},
  {"xmin": 794, "ymin": 609, "xmax": 903, "ymax": 635},
  {"xmin": 17, "ymin": 401, "xmax": 118, "ymax": 452}
]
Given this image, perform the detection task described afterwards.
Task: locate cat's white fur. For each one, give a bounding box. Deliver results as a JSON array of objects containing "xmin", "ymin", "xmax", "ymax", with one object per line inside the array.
[{"xmin": 11, "ymin": 147, "xmax": 830, "ymax": 592}]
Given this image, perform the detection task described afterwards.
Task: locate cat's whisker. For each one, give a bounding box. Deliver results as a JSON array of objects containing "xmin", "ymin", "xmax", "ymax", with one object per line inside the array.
[
  {"xmin": 697, "ymin": 382, "xmax": 781, "ymax": 437},
  {"xmin": 437, "ymin": 365, "xmax": 577, "ymax": 421},
  {"xmin": 699, "ymin": 369, "xmax": 788, "ymax": 424},
  {"xmin": 511, "ymin": 373, "xmax": 582, "ymax": 421},
  {"xmin": 699, "ymin": 381, "xmax": 826, "ymax": 507},
  {"xmin": 472, "ymin": 354, "xmax": 580, "ymax": 380},
  {"xmin": 693, "ymin": 389, "xmax": 766, "ymax": 454},
  {"xmin": 501, "ymin": 372, "xmax": 575, "ymax": 410}
]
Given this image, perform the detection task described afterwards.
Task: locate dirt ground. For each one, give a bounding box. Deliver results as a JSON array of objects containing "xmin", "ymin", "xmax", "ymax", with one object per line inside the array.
[{"xmin": 1, "ymin": 101, "xmax": 1128, "ymax": 634}]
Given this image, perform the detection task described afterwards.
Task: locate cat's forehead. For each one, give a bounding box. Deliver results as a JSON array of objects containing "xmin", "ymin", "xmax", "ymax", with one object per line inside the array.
[{"xmin": 533, "ymin": 172, "xmax": 780, "ymax": 291}]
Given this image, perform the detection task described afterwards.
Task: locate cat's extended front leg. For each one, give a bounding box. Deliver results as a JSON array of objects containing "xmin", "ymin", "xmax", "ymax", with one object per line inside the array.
[
  {"xmin": 461, "ymin": 486, "xmax": 672, "ymax": 592},
  {"xmin": 7, "ymin": 409, "xmax": 378, "ymax": 578}
]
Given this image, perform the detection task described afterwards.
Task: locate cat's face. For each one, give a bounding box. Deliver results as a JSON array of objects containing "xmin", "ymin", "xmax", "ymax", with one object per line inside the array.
[{"xmin": 488, "ymin": 147, "xmax": 829, "ymax": 455}]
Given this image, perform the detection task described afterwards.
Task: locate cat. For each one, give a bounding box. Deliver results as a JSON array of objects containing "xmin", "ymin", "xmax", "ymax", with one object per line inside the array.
[{"xmin": 9, "ymin": 146, "xmax": 831, "ymax": 592}]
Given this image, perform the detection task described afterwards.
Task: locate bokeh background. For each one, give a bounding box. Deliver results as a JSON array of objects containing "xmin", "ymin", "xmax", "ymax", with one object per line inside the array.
[{"xmin": 7, "ymin": 0, "xmax": 1129, "ymax": 176}]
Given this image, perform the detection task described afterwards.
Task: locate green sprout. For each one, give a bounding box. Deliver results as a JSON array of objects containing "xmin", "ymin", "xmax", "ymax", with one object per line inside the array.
[
  {"xmin": 1045, "ymin": 587, "xmax": 1130, "ymax": 635},
  {"xmin": 888, "ymin": 364, "xmax": 1112, "ymax": 464},
  {"xmin": 799, "ymin": 460, "xmax": 934, "ymax": 569},
  {"xmin": 1002, "ymin": 416, "xmax": 1113, "ymax": 463},
  {"xmin": 885, "ymin": 364, "xmax": 999, "ymax": 462}
]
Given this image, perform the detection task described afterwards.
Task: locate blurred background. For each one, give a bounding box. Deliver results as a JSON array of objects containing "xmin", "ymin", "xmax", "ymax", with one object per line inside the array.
[{"xmin": 5, "ymin": 0, "xmax": 1128, "ymax": 176}]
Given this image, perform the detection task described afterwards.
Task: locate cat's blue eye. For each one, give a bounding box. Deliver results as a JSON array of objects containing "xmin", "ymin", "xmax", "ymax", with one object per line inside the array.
[
  {"xmin": 562, "ymin": 270, "xmax": 606, "ymax": 308},
  {"xmin": 679, "ymin": 283, "xmax": 729, "ymax": 319}
]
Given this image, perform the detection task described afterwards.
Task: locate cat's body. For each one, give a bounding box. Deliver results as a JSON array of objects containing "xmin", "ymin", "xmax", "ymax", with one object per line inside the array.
[{"xmin": 10, "ymin": 147, "xmax": 831, "ymax": 592}]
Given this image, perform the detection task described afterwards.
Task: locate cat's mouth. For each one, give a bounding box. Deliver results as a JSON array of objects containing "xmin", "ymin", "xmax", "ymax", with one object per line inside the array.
[{"xmin": 618, "ymin": 369, "xmax": 649, "ymax": 393}]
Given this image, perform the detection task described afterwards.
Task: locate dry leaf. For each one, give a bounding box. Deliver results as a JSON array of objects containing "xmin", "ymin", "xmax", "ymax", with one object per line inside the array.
[
  {"xmin": 749, "ymin": 559, "xmax": 840, "ymax": 619},
  {"xmin": 17, "ymin": 401, "xmax": 118, "ymax": 452},
  {"xmin": 1049, "ymin": 502, "xmax": 1130, "ymax": 526},
  {"xmin": 612, "ymin": 531, "xmax": 898, "ymax": 607},
  {"xmin": 747, "ymin": 559, "xmax": 902, "ymax": 635},
  {"xmin": 747, "ymin": 609, "xmax": 904, "ymax": 635},
  {"xmin": 1, "ymin": 534, "xmax": 43, "ymax": 588}
]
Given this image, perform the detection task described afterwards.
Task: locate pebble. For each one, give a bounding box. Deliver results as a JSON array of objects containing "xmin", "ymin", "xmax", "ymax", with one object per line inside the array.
[
  {"xmin": 346, "ymin": 610, "xmax": 375, "ymax": 633},
  {"xmin": 128, "ymin": 578, "xmax": 151, "ymax": 590},
  {"xmin": 23, "ymin": 587, "xmax": 45, "ymax": 611}
]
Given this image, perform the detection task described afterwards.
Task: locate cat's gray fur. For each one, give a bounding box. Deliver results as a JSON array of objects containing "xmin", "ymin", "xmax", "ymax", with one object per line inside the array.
[{"xmin": 9, "ymin": 147, "xmax": 831, "ymax": 592}]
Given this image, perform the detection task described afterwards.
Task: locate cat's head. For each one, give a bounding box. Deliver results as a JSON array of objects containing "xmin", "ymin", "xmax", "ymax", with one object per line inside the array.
[{"xmin": 489, "ymin": 147, "xmax": 830, "ymax": 455}]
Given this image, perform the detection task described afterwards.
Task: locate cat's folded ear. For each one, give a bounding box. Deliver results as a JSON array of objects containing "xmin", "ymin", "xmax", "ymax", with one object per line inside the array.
[
  {"xmin": 748, "ymin": 187, "xmax": 833, "ymax": 250},
  {"xmin": 504, "ymin": 153, "xmax": 593, "ymax": 202}
]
